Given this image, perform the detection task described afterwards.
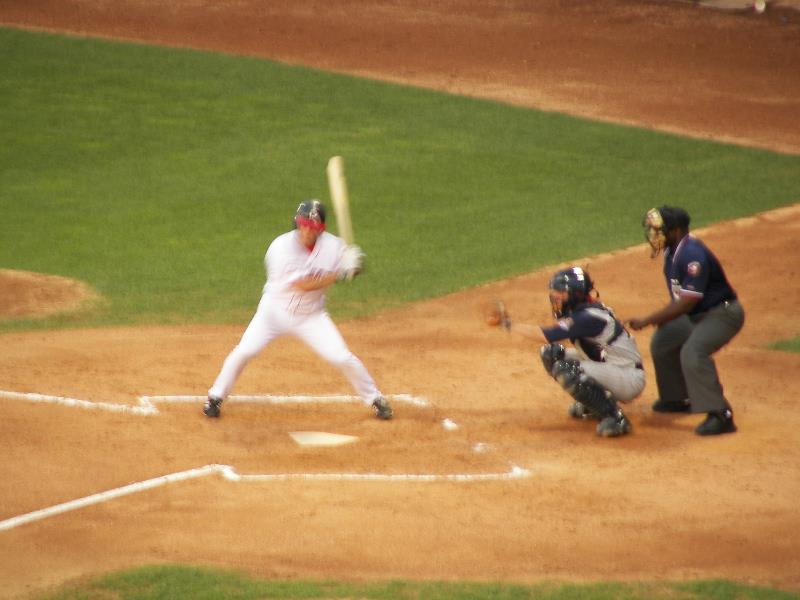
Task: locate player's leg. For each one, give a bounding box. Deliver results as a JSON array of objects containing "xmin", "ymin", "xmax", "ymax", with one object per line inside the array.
[
  {"xmin": 294, "ymin": 311, "xmax": 392, "ymax": 419},
  {"xmin": 680, "ymin": 300, "xmax": 744, "ymax": 434},
  {"xmin": 206, "ymin": 296, "xmax": 284, "ymax": 415},
  {"xmin": 540, "ymin": 344, "xmax": 591, "ymax": 419},
  {"xmin": 650, "ymin": 315, "xmax": 692, "ymax": 412},
  {"xmin": 551, "ymin": 359, "xmax": 631, "ymax": 437},
  {"xmin": 579, "ymin": 361, "xmax": 646, "ymax": 404}
]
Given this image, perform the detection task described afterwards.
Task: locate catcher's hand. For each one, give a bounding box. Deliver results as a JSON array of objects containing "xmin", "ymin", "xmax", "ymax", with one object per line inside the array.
[{"xmin": 485, "ymin": 300, "xmax": 512, "ymax": 331}]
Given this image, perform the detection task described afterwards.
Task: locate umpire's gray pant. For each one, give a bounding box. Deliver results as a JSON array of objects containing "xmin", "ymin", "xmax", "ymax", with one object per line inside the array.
[{"xmin": 650, "ymin": 300, "xmax": 745, "ymax": 413}]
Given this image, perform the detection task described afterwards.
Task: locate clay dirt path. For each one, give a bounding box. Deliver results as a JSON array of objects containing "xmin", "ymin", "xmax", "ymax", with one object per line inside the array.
[{"xmin": 1, "ymin": 2, "xmax": 799, "ymax": 598}]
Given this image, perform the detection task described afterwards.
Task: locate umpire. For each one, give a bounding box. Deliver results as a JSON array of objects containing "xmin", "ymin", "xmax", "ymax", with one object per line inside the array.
[{"xmin": 627, "ymin": 206, "xmax": 744, "ymax": 436}]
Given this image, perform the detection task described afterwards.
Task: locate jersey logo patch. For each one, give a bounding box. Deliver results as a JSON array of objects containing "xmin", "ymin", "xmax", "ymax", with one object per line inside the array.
[{"xmin": 687, "ymin": 261, "xmax": 701, "ymax": 277}]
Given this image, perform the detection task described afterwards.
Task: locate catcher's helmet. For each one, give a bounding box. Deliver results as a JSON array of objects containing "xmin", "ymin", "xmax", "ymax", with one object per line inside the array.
[
  {"xmin": 643, "ymin": 205, "xmax": 690, "ymax": 257},
  {"xmin": 549, "ymin": 266, "xmax": 595, "ymax": 319},
  {"xmin": 294, "ymin": 199, "xmax": 326, "ymax": 231}
]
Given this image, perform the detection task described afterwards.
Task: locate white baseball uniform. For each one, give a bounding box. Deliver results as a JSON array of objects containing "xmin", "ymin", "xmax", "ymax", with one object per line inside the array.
[{"xmin": 208, "ymin": 229, "xmax": 382, "ymax": 404}]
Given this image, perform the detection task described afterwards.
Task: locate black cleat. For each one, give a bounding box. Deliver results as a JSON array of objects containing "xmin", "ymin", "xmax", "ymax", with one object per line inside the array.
[
  {"xmin": 652, "ymin": 398, "xmax": 690, "ymax": 413},
  {"xmin": 568, "ymin": 401, "xmax": 600, "ymax": 420},
  {"xmin": 695, "ymin": 409, "xmax": 737, "ymax": 436},
  {"xmin": 596, "ymin": 410, "xmax": 632, "ymax": 437},
  {"xmin": 203, "ymin": 395, "xmax": 222, "ymax": 418},
  {"xmin": 371, "ymin": 396, "xmax": 393, "ymax": 420}
]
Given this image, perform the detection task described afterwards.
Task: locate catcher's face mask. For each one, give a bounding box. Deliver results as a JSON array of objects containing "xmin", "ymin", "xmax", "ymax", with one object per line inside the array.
[
  {"xmin": 643, "ymin": 208, "xmax": 666, "ymax": 258},
  {"xmin": 549, "ymin": 289, "xmax": 569, "ymax": 319}
]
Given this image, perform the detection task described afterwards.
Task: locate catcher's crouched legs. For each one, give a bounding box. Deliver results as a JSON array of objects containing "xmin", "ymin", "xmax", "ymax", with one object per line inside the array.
[{"xmin": 551, "ymin": 359, "xmax": 631, "ymax": 437}]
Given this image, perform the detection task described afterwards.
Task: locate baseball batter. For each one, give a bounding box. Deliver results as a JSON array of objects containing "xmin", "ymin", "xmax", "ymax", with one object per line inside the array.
[
  {"xmin": 628, "ymin": 205, "xmax": 743, "ymax": 436},
  {"xmin": 488, "ymin": 267, "xmax": 645, "ymax": 437},
  {"xmin": 204, "ymin": 199, "xmax": 393, "ymax": 420}
]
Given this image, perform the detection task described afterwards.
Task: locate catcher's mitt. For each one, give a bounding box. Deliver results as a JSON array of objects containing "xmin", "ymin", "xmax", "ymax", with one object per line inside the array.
[{"xmin": 485, "ymin": 300, "xmax": 512, "ymax": 331}]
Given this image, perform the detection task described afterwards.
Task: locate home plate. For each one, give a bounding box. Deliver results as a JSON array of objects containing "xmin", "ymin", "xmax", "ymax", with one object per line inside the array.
[{"xmin": 289, "ymin": 431, "xmax": 359, "ymax": 447}]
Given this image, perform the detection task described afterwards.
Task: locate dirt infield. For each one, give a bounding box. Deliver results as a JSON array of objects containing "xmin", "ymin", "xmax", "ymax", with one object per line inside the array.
[{"xmin": 1, "ymin": 2, "xmax": 799, "ymax": 597}]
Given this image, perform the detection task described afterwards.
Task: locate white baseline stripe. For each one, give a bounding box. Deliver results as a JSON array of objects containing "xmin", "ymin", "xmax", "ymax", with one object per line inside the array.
[
  {"xmin": 0, "ymin": 390, "xmax": 157, "ymax": 415},
  {"xmin": 0, "ymin": 464, "xmax": 225, "ymax": 532},
  {"xmin": 142, "ymin": 393, "xmax": 430, "ymax": 407},
  {"xmin": 223, "ymin": 464, "xmax": 531, "ymax": 483},
  {"xmin": 0, "ymin": 464, "xmax": 531, "ymax": 532},
  {"xmin": 1, "ymin": 391, "xmax": 429, "ymax": 415}
]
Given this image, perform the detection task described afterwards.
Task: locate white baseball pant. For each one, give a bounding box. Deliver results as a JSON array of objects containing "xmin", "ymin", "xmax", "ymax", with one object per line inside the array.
[{"xmin": 209, "ymin": 295, "xmax": 381, "ymax": 403}]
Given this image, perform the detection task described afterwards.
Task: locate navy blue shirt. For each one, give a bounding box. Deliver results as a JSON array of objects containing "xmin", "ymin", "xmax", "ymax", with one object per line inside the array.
[
  {"xmin": 542, "ymin": 302, "xmax": 627, "ymax": 362},
  {"xmin": 663, "ymin": 235, "xmax": 736, "ymax": 315}
]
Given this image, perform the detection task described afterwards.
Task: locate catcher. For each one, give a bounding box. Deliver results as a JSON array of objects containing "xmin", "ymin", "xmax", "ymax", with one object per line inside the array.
[{"xmin": 487, "ymin": 267, "xmax": 645, "ymax": 437}]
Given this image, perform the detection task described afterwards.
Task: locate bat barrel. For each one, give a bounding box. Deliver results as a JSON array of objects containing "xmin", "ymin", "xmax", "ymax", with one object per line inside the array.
[{"xmin": 326, "ymin": 156, "xmax": 355, "ymax": 245}]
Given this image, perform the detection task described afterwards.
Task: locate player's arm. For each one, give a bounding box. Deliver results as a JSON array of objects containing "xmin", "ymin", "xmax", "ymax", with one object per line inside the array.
[
  {"xmin": 538, "ymin": 312, "xmax": 604, "ymax": 344},
  {"xmin": 290, "ymin": 271, "xmax": 339, "ymax": 291},
  {"xmin": 627, "ymin": 296, "xmax": 698, "ymax": 330},
  {"xmin": 503, "ymin": 322, "xmax": 548, "ymax": 343}
]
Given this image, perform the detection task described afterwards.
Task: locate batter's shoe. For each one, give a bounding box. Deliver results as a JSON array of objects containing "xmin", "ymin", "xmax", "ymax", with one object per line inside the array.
[
  {"xmin": 568, "ymin": 401, "xmax": 600, "ymax": 420},
  {"xmin": 652, "ymin": 397, "xmax": 690, "ymax": 413},
  {"xmin": 695, "ymin": 409, "xmax": 737, "ymax": 436},
  {"xmin": 596, "ymin": 410, "xmax": 632, "ymax": 438},
  {"xmin": 203, "ymin": 395, "xmax": 222, "ymax": 418},
  {"xmin": 372, "ymin": 396, "xmax": 393, "ymax": 420}
]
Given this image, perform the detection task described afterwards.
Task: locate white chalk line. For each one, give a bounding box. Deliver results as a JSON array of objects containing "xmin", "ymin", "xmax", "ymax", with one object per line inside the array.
[
  {"xmin": 227, "ymin": 465, "xmax": 532, "ymax": 483},
  {"xmin": 0, "ymin": 463, "xmax": 531, "ymax": 532},
  {"xmin": 0, "ymin": 390, "xmax": 526, "ymax": 531},
  {"xmin": 0, "ymin": 464, "xmax": 222, "ymax": 532},
  {"xmin": 0, "ymin": 390, "xmax": 429, "ymax": 414},
  {"xmin": 143, "ymin": 393, "xmax": 430, "ymax": 408},
  {"xmin": 0, "ymin": 389, "xmax": 157, "ymax": 415}
]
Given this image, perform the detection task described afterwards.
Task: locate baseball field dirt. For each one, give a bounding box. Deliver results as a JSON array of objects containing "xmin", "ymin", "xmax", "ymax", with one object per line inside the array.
[{"xmin": 1, "ymin": 1, "xmax": 799, "ymax": 597}]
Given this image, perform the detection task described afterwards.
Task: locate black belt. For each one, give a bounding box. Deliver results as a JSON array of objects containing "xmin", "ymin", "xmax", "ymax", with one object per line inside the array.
[
  {"xmin": 692, "ymin": 297, "xmax": 738, "ymax": 320},
  {"xmin": 706, "ymin": 296, "xmax": 738, "ymax": 312}
]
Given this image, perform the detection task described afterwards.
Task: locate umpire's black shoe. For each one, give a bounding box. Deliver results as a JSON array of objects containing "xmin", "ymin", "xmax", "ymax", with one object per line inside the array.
[
  {"xmin": 695, "ymin": 409, "xmax": 737, "ymax": 436},
  {"xmin": 203, "ymin": 395, "xmax": 222, "ymax": 418},
  {"xmin": 652, "ymin": 398, "xmax": 690, "ymax": 413}
]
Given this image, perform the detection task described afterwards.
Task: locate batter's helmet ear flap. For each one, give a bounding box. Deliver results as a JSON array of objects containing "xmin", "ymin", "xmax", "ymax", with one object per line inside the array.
[{"xmin": 643, "ymin": 207, "xmax": 666, "ymax": 258}]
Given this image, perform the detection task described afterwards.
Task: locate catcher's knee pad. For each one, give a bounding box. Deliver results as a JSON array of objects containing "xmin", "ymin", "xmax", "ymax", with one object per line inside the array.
[
  {"xmin": 552, "ymin": 358, "xmax": 581, "ymax": 393},
  {"xmin": 540, "ymin": 343, "xmax": 566, "ymax": 376},
  {"xmin": 573, "ymin": 377, "xmax": 616, "ymax": 419}
]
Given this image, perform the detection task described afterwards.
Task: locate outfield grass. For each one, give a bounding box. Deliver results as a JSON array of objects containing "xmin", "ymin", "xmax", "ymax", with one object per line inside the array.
[
  {"xmin": 35, "ymin": 565, "xmax": 800, "ymax": 600},
  {"xmin": 2, "ymin": 28, "xmax": 799, "ymax": 331}
]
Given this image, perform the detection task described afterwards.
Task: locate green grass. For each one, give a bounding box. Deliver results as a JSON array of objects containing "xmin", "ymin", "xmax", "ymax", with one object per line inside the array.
[
  {"xmin": 2, "ymin": 28, "xmax": 798, "ymax": 331},
  {"xmin": 35, "ymin": 566, "xmax": 800, "ymax": 599},
  {"xmin": 771, "ymin": 336, "xmax": 800, "ymax": 353}
]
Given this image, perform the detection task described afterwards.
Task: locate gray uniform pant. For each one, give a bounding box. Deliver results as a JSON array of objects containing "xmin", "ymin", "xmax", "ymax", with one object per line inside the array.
[{"xmin": 650, "ymin": 300, "xmax": 745, "ymax": 413}]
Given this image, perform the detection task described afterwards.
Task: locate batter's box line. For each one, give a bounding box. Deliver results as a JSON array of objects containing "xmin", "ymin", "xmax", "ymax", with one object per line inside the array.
[
  {"xmin": 0, "ymin": 463, "xmax": 532, "ymax": 533},
  {"xmin": 0, "ymin": 389, "xmax": 429, "ymax": 415},
  {"xmin": 1, "ymin": 389, "xmax": 517, "ymax": 464}
]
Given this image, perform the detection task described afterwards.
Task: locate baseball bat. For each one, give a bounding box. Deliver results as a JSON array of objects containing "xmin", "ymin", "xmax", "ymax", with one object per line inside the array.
[{"xmin": 326, "ymin": 156, "xmax": 354, "ymax": 245}]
